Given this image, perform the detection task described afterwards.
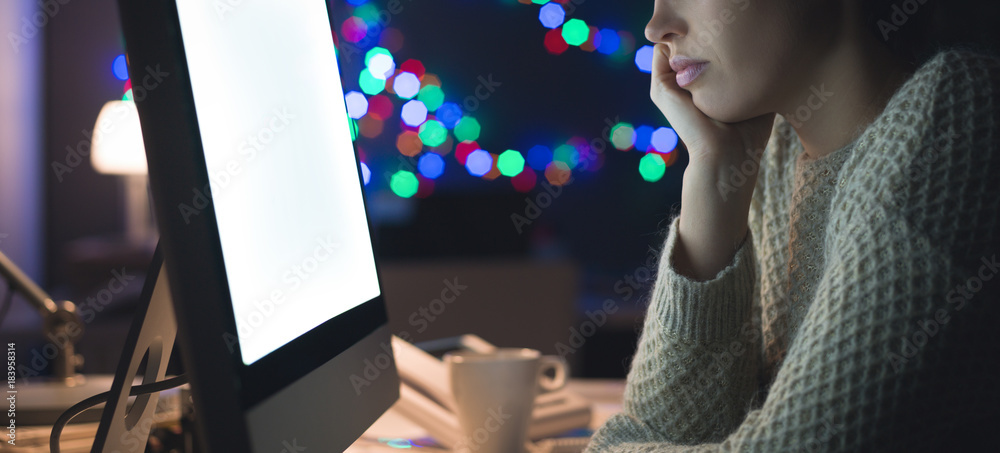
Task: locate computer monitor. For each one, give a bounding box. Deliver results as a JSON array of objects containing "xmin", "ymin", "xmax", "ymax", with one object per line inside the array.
[{"xmin": 114, "ymin": 0, "xmax": 399, "ymax": 451}]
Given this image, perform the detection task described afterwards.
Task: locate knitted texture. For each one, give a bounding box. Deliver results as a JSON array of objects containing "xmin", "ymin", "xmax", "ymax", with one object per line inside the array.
[{"xmin": 584, "ymin": 49, "xmax": 1000, "ymax": 452}]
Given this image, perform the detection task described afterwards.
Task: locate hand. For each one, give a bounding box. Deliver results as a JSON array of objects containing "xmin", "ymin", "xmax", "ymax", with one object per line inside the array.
[
  {"xmin": 650, "ymin": 43, "xmax": 774, "ymax": 167},
  {"xmin": 649, "ymin": 43, "xmax": 775, "ymax": 281}
]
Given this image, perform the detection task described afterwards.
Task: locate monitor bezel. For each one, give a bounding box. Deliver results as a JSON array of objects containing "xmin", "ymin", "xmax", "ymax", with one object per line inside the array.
[{"xmin": 116, "ymin": 0, "xmax": 392, "ymax": 448}]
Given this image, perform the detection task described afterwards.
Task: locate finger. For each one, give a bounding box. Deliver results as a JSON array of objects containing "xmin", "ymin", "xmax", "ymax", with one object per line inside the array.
[{"xmin": 649, "ymin": 43, "xmax": 715, "ymax": 149}]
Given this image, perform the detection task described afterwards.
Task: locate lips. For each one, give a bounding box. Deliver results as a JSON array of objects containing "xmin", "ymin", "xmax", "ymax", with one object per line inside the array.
[{"xmin": 670, "ymin": 56, "xmax": 709, "ymax": 88}]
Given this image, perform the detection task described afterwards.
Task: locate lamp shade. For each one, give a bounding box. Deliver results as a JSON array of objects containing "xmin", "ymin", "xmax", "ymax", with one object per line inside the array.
[{"xmin": 91, "ymin": 100, "xmax": 148, "ymax": 175}]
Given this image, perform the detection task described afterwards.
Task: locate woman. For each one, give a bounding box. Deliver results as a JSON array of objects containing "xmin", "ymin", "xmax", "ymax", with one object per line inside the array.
[{"xmin": 585, "ymin": 0, "xmax": 1000, "ymax": 451}]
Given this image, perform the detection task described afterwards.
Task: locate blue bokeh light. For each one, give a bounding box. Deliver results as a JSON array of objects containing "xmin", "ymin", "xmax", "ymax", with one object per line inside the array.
[
  {"xmin": 436, "ymin": 102, "xmax": 463, "ymax": 129},
  {"xmin": 393, "ymin": 72, "xmax": 421, "ymax": 99},
  {"xmin": 538, "ymin": 3, "xmax": 566, "ymax": 29},
  {"xmin": 112, "ymin": 54, "xmax": 129, "ymax": 81},
  {"xmin": 651, "ymin": 127, "xmax": 679, "ymax": 153},
  {"xmin": 401, "ymin": 100, "xmax": 428, "ymax": 127},
  {"xmin": 633, "ymin": 125, "xmax": 654, "ymax": 152},
  {"xmin": 526, "ymin": 145, "xmax": 553, "ymax": 171},
  {"xmin": 418, "ymin": 153, "xmax": 446, "ymax": 179},
  {"xmin": 360, "ymin": 162, "xmax": 372, "ymax": 185},
  {"xmin": 345, "ymin": 91, "xmax": 369, "ymax": 120},
  {"xmin": 596, "ymin": 29, "xmax": 620, "ymax": 55},
  {"xmin": 635, "ymin": 45, "xmax": 654, "ymax": 73},
  {"xmin": 465, "ymin": 150, "xmax": 493, "ymax": 177}
]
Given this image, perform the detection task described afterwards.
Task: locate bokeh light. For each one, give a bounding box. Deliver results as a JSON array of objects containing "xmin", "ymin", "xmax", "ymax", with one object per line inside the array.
[
  {"xmin": 368, "ymin": 53, "xmax": 396, "ymax": 80},
  {"xmin": 358, "ymin": 68, "xmax": 386, "ymax": 95},
  {"xmin": 610, "ymin": 122, "xmax": 636, "ymax": 150},
  {"xmin": 345, "ymin": 91, "xmax": 368, "ymax": 120},
  {"xmin": 638, "ymin": 153, "xmax": 666, "ymax": 182},
  {"xmin": 544, "ymin": 161, "xmax": 572, "ymax": 186},
  {"xmin": 635, "ymin": 45, "xmax": 654, "ymax": 73},
  {"xmin": 396, "ymin": 131, "xmax": 423, "ymax": 156},
  {"xmin": 544, "ymin": 28, "xmax": 569, "ymax": 55},
  {"xmin": 527, "ymin": 145, "xmax": 553, "ymax": 171},
  {"xmin": 360, "ymin": 162, "xmax": 371, "ymax": 185},
  {"xmin": 633, "ymin": 125, "xmax": 654, "ymax": 152},
  {"xmin": 561, "ymin": 19, "xmax": 589, "ymax": 46},
  {"xmin": 455, "ymin": 140, "xmax": 479, "ymax": 165},
  {"xmin": 465, "ymin": 150, "xmax": 493, "ymax": 177},
  {"xmin": 418, "ymin": 120, "xmax": 447, "ymax": 147},
  {"xmin": 497, "ymin": 150, "xmax": 525, "ymax": 177},
  {"xmin": 650, "ymin": 127, "xmax": 679, "ymax": 153},
  {"xmin": 417, "ymin": 85, "xmax": 445, "ymax": 111},
  {"xmin": 366, "ymin": 94, "xmax": 394, "ymax": 120},
  {"xmin": 112, "ymin": 54, "xmax": 128, "ymax": 81},
  {"xmin": 596, "ymin": 29, "xmax": 620, "ymax": 54},
  {"xmin": 393, "ymin": 72, "xmax": 421, "ymax": 99},
  {"xmin": 401, "ymin": 100, "xmax": 428, "ymax": 127},
  {"xmin": 418, "ymin": 152, "xmax": 446, "ymax": 179},
  {"xmin": 364, "ymin": 47, "xmax": 392, "ymax": 67},
  {"xmin": 358, "ymin": 116, "xmax": 383, "ymax": 138},
  {"xmin": 539, "ymin": 3, "xmax": 565, "ymax": 29},
  {"xmin": 553, "ymin": 144, "xmax": 581, "ymax": 169},
  {"xmin": 378, "ymin": 27, "xmax": 404, "ymax": 53},
  {"xmin": 341, "ymin": 17, "xmax": 368, "ymax": 43},
  {"xmin": 511, "ymin": 168, "xmax": 537, "ymax": 192},
  {"xmin": 436, "ymin": 102, "xmax": 463, "ymax": 128},
  {"xmin": 453, "ymin": 117, "xmax": 481, "ymax": 142},
  {"xmin": 390, "ymin": 170, "xmax": 419, "ymax": 198},
  {"xmin": 400, "ymin": 59, "xmax": 426, "ymax": 78}
]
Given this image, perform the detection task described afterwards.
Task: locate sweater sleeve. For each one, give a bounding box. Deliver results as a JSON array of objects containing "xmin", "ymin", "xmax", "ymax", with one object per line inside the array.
[
  {"xmin": 584, "ymin": 213, "xmax": 763, "ymax": 449},
  {"xmin": 583, "ymin": 49, "xmax": 1000, "ymax": 452}
]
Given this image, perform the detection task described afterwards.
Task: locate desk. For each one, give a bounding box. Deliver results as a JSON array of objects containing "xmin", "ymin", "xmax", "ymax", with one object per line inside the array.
[
  {"xmin": 346, "ymin": 378, "xmax": 625, "ymax": 452},
  {"xmin": 2, "ymin": 379, "xmax": 624, "ymax": 452}
]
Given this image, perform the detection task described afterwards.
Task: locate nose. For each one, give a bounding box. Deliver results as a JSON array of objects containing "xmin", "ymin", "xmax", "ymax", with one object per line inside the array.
[{"xmin": 644, "ymin": 1, "xmax": 684, "ymax": 44}]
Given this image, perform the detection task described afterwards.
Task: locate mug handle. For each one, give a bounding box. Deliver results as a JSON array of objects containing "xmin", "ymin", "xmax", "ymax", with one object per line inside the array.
[{"xmin": 537, "ymin": 355, "xmax": 568, "ymax": 393}]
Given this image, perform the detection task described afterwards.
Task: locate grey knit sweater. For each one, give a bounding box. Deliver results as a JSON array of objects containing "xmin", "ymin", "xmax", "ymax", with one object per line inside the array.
[{"xmin": 585, "ymin": 49, "xmax": 1000, "ymax": 452}]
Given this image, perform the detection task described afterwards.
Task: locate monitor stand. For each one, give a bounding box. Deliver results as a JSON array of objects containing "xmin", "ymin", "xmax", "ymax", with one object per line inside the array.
[{"xmin": 91, "ymin": 245, "xmax": 177, "ymax": 452}]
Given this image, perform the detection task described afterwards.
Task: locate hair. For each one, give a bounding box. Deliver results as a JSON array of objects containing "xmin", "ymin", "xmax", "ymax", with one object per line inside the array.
[{"xmin": 860, "ymin": 0, "xmax": 939, "ymax": 65}]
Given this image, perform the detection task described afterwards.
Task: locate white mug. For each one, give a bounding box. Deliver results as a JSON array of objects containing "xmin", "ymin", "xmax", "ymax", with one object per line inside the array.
[{"xmin": 444, "ymin": 348, "xmax": 568, "ymax": 453}]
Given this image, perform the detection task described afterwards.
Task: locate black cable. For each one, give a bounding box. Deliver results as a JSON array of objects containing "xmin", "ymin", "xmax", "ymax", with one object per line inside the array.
[
  {"xmin": 0, "ymin": 280, "xmax": 13, "ymax": 330},
  {"xmin": 49, "ymin": 374, "xmax": 189, "ymax": 453}
]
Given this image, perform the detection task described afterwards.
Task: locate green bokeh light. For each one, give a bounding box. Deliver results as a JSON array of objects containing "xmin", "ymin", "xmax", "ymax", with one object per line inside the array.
[
  {"xmin": 639, "ymin": 153, "xmax": 666, "ymax": 182},
  {"xmin": 417, "ymin": 85, "xmax": 445, "ymax": 111},
  {"xmin": 354, "ymin": 4, "xmax": 379, "ymax": 24},
  {"xmin": 561, "ymin": 19, "xmax": 589, "ymax": 46},
  {"xmin": 359, "ymin": 68, "xmax": 386, "ymax": 95},
  {"xmin": 418, "ymin": 120, "xmax": 448, "ymax": 147},
  {"xmin": 349, "ymin": 118, "xmax": 358, "ymax": 140},
  {"xmin": 553, "ymin": 144, "xmax": 580, "ymax": 169},
  {"xmin": 453, "ymin": 117, "xmax": 481, "ymax": 142},
  {"xmin": 364, "ymin": 47, "xmax": 392, "ymax": 67},
  {"xmin": 497, "ymin": 150, "xmax": 525, "ymax": 177},
  {"xmin": 611, "ymin": 122, "xmax": 635, "ymax": 150},
  {"xmin": 390, "ymin": 170, "xmax": 419, "ymax": 198}
]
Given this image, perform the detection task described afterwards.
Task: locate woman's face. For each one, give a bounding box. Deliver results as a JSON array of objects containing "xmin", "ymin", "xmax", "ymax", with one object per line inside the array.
[{"xmin": 645, "ymin": 0, "xmax": 840, "ymax": 122}]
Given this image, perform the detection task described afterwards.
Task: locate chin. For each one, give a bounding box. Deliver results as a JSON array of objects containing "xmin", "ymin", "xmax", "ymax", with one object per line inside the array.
[{"xmin": 692, "ymin": 92, "xmax": 750, "ymax": 123}]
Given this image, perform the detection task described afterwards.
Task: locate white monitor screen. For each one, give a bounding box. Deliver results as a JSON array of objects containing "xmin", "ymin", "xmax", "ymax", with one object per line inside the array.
[{"xmin": 174, "ymin": 0, "xmax": 380, "ymax": 365}]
